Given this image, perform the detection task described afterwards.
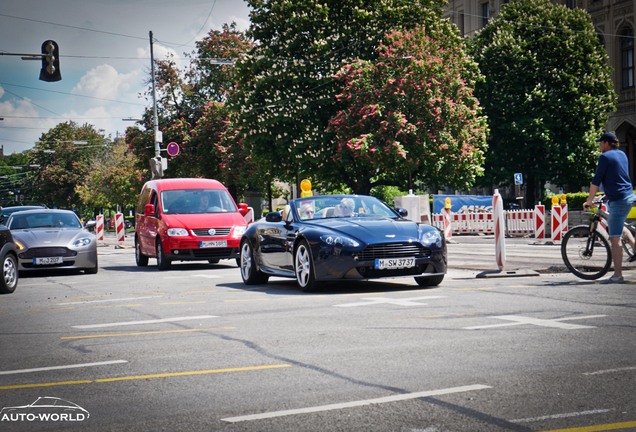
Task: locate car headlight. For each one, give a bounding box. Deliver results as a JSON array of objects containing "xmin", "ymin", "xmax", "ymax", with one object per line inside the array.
[
  {"xmin": 320, "ymin": 234, "xmax": 360, "ymax": 248},
  {"xmin": 420, "ymin": 229, "xmax": 442, "ymax": 248},
  {"xmin": 232, "ymin": 226, "xmax": 247, "ymax": 237},
  {"xmin": 73, "ymin": 237, "xmax": 93, "ymax": 247},
  {"xmin": 167, "ymin": 228, "xmax": 189, "ymax": 236}
]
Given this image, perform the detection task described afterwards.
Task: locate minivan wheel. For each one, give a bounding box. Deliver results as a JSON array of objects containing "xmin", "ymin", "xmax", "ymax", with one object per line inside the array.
[
  {"xmin": 156, "ymin": 239, "xmax": 171, "ymax": 270},
  {"xmin": 135, "ymin": 237, "xmax": 149, "ymax": 267}
]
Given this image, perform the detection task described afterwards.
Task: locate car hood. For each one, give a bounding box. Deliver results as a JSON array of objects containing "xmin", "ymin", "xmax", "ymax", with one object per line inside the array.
[
  {"xmin": 12, "ymin": 228, "xmax": 93, "ymax": 246},
  {"xmin": 162, "ymin": 212, "xmax": 247, "ymax": 228},
  {"xmin": 309, "ymin": 217, "xmax": 423, "ymax": 241}
]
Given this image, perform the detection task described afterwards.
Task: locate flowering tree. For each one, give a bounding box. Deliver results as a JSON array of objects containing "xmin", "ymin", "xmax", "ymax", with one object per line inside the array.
[
  {"xmin": 469, "ymin": 0, "xmax": 616, "ymax": 204},
  {"xmin": 327, "ymin": 24, "xmax": 488, "ymax": 194},
  {"xmin": 232, "ymin": 0, "xmax": 446, "ymax": 191}
]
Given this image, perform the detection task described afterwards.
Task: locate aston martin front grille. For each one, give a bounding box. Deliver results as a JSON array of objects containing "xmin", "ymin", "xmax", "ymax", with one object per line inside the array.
[
  {"xmin": 20, "ymin": 247, "xmax": 77, "ymax": 259},
  {"xmin": 191, "ymin": 228, "xmax": 232, "ymax": 237},
  {"xmin": 354, "ymin": 243, "xmax": 430, "ymax": 261}
]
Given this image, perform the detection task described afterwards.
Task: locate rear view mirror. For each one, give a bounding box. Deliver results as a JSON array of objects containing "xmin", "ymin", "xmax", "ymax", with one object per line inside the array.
[{"xmin": 237, "ymin": 203, "xmax": 249, "ymax": 217}]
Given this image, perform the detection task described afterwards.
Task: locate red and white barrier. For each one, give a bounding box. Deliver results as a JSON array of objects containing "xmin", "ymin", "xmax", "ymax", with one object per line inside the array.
[
  {"xmin": 95, "ymin": 214, "xmax": 104, "ymax": 241},
  {"xmin": 551, "ymin": 204, "xmax": 568, "ymax": 242},
  {"xmin": 243, "ymin": 207, "xmax": 255, "ymax": 224},
  {"xmin": 114, "ymin": 213, "xmax": 125, "ymax": 243},
  {"xmin": 493, "ymin": 190, "xmax": 506, "ymax": 270},
  {"xmin": 442, "ymin": 207, "xmax": 452, "ymax": 240},
  {"xmin": 534, "ymin": 205, "xmax": 545, "ymax": 239}
]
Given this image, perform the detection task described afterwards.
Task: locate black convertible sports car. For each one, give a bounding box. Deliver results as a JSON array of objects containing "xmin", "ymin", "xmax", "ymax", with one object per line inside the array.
[{"xmin": 239, "ymin": 194, "xmax": 446, "ymax": 291}]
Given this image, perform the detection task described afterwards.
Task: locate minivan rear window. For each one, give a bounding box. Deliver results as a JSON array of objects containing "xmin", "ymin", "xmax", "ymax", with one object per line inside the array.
[{"xmin": 161, "ymin": 189, "xmax": 237, "ymax": 214}]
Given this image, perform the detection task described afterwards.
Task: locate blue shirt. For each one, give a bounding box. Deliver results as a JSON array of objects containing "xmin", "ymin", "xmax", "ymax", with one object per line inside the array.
[{"xmin": 591, "ymin": 148, "xmax": 633, "ymax": 201}]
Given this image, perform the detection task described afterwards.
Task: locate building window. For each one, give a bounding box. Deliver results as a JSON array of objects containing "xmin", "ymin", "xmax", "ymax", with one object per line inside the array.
[
  {"xmin": 565, "ymin": 0, "xmax": 576, "ymax": 9},
  {"xmin": 459, "ymin": 12, "xmax": 465, "ymax": 36},
  {"xmin": 621, "ymin": 28, "xmax": 634, "ymax": 89},
  {"xmin": 481, "ymin": 2, "xmax": 490, "ymax": 28}
]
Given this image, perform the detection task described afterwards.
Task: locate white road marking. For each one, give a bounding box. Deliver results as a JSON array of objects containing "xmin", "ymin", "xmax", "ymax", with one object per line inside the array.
[
  {"xmin": 335, "ymin": 296, "xmax": 446, "ymax": 307},
  {"xmin": 58, "ymin": 296, "xmax": 162, "ymax": 305},
  {"xmin": 72, "ymin": 315, "xmax": 218, "ymax": 329},
  {"xmin": 464, "ymin": 314, "xmax": 606, "ymax": 330},
  {"xmin": 222, "ymin": 384, "xmax": 491, "ymax": 423},
  {"xmin": 583, "ymin": 366, "xmax": 636, "ymax": 376},
  {"xmin": 0, "ymin": 360, "xmax": 128, "ymax": 376},
  {"xmin": 509, "ymin": 409, "xmax": 612, "ymax": 423}
]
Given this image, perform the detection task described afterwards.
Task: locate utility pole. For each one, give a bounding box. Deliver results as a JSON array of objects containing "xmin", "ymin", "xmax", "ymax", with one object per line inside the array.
[{"xmin": 149, "ymin": 31, "xmax": 164, "ymax": 179}]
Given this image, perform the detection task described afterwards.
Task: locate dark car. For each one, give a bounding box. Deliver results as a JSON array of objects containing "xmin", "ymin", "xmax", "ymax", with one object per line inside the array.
[
  {"xmin": 239, "ymin": 194, "xmax": 446, "ymax": 291},
  {"xmin": 0, "ymin": 205, "xmax": 47, "ymax": 224},
  {"xmin": 0, "ymin": 224, "xmax": 18, "ymax": 294}
]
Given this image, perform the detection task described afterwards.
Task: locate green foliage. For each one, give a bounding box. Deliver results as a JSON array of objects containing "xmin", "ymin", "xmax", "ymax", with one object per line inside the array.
[
  {"xmin": 542, "ymin": 191, "xmax": 589, "ymax": 210},
  {"xmin": 370, "ymin": 185, "xmax": 406, "ymax": 204},
  {"xmin": 233, "ymin": 0, "xmax": 449, "ymax": 193},
  {"xmin": 469, "ymin": 0, "xmax": 616, "ymax": 205},
  {"xmin": 27, "ymin": 122, "xmax": 110, "ymax": 209}
]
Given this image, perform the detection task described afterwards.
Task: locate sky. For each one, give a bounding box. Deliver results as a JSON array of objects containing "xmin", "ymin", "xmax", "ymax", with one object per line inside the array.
[{"xmin": 0, "ymin": 0, "xmax": 251, "ymax": 155}]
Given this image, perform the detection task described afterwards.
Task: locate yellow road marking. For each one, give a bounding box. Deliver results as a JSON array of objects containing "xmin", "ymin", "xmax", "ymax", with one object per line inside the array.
[
  {"xmin": 60, "ymin": 327, "xmax": 236, "ymax": 340},
  {"xmin": 541, "ymin": 421, "xmax": 636, "ymax": 431},
  {"xmin": 0, "ymin": 364, "xmax": 291, "ymax": 391}
]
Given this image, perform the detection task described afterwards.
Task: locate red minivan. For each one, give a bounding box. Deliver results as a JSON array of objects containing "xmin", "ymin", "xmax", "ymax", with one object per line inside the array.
[{"xmin": 135, "ymin": 178, "xmax": 249, "ymax": 270}]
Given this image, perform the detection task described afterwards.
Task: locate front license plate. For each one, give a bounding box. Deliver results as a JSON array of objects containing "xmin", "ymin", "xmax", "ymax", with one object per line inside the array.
[
  {"xmin": 200, "ymin": 240, "xmax": 227, "ymax": 248},
  {"xmin": 374, "ymin": 257, "xmax": 416, "ymax": 270},
  {"xmin": 34, "ymin": 257, "xmax": 63, "ymax": 265}
]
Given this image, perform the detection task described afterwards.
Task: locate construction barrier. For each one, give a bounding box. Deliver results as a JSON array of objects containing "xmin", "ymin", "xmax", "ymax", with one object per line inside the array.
[
  {"xmin": 431, "ymin": 204, "xmax": 553, "ymax": 238},
  {"xmin": 244, "ymin": 207, "xmax": 255, "ymax": 224},
  {"xmin": 550, "ymin": 195, "xmax": 568, "ymax": 242},
  {"xmin": 442, "ymin": 207, "xmax": 452, "ymax": 240},
  {"xmin": 534, "ymin": 205, "xmax": 545, "ymax": 239},
  {"xmin": 95, "ymin": 214, "xmax": 104, "ymax": 241},
  {"xmin": 114, "ymin": 213, "xmax": 125, "ymax": 243}
]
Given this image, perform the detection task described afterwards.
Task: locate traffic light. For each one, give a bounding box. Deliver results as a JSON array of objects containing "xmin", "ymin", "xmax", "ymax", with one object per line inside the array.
[{"xmin": 39, "ymin": 40, "xmax": 61, "ymax": 82}]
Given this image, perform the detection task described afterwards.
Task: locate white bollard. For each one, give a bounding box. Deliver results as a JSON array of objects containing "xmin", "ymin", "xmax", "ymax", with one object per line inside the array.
[
  {"xmin": 534, "ymin": 204, "xmax": 545, "ymax": 239},
  {"xmin": 493, "ymin": 189, "xmax": 506, "ymax": 271},
  {"xmin": 115, "ymin": 213, "xmax": 125, "ymax": 243}
]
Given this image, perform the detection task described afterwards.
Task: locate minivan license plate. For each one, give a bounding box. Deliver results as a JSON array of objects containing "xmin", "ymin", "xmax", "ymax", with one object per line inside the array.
[
  {"xmin": 375, "ymin": 257, "xmax": 415, "ymax": 270},
  {"xmin": 200, "ymin": 240, "xmax": 227, "ymax": 248},
  {"xmin": 34, "ymin": 257, "xmax": 63, "ymax": 265}
]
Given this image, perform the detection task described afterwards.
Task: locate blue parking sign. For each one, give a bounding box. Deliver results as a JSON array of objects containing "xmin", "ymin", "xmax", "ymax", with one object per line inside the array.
[{"xmin": 514, "ymin": 173, "xmax": 523, "ymax": 185}]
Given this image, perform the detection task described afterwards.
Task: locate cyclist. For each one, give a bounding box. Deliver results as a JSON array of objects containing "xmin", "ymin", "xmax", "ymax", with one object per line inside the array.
[{"xmin": 583, "ymin": 132, "xmax": 636, "ymax": 283}]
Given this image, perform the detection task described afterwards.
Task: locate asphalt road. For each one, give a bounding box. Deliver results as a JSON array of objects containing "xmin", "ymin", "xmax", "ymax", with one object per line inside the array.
[{"xmin": 0, "ymin": 241, "xmax": 634, "ymax": 432}]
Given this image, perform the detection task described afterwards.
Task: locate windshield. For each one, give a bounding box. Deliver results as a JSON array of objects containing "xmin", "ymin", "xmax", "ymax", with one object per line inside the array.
[
  {"xmin": 161, "ymin": 189, "xmax": 237, "ymax": 214},
  {"xmin": 293, "ymin": 195, "xmax": 398, "ymax": 220},
  {"xmin": 9, "ymin": 212, "xmax": 82, "ymax": 229}
]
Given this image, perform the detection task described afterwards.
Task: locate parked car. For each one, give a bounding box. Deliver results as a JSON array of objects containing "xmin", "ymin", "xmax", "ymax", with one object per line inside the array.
[
  {"xmin": 239, "ymin": 194, "xmax": 447, "ymax": 291},
  {"xmin": 0, "ymin": 224, "xmax": 18, "ymax": 294},
  {"xmin": 134, "ymin": 178, "xmax": 250, "ymax": 270},
  {"xmin": 0, "ymin": 205, "xmax": 47, "ymax": 224},
  {"xmin": 6, "ymin": 209, "xmax": 98, "ymax": 274}
]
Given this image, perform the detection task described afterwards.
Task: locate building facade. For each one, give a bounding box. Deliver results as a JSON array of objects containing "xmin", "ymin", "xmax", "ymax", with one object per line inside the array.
[{"xmin": 444, "ymin": 0, "xmax": 636, "ymax": 183}]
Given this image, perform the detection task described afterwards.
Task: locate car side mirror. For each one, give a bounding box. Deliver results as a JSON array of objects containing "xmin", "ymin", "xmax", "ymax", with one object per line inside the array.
[
  {"xmin": 265, "ymin": 212, "xmax": 282, "ymax": 223},
  {"xmin": 85, "ymin": 220, "xmax": 96, "ymax": 231},
  {"xmin": 396, "ymin": 207, "xmax": 408, "ymax": 218},
  {"xmin": 237, "ymin": 203, "xmax": 249, "ymax": 217},
  {"xmin": 144, "ymin": 203, "xmax": 155, "ymax": 216}
]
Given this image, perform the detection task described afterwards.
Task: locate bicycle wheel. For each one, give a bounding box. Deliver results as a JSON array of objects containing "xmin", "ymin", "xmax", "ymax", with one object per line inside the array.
[
  {"xmin": 622, "ymin": 222, "xmax": 636, "ymax": 261},
  {"xmin": 561, "ymin": 225, "xmax": 612, "ymax": 280}
]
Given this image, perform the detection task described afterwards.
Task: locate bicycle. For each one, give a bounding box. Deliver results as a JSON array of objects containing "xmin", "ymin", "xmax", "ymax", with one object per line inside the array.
[{"xmin": 560, "ymin": 196, "xmax": 636, "ymax": 280}]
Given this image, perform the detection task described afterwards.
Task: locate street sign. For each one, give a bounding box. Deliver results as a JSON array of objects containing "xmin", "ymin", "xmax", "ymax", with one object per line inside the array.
[
  {"xmin": 514, "ymin": 173, "xmax": 523, "ymax": 185},
  {"xmin": 166, "ymin": 142, "xmax": 180, "ymax": 157}
]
